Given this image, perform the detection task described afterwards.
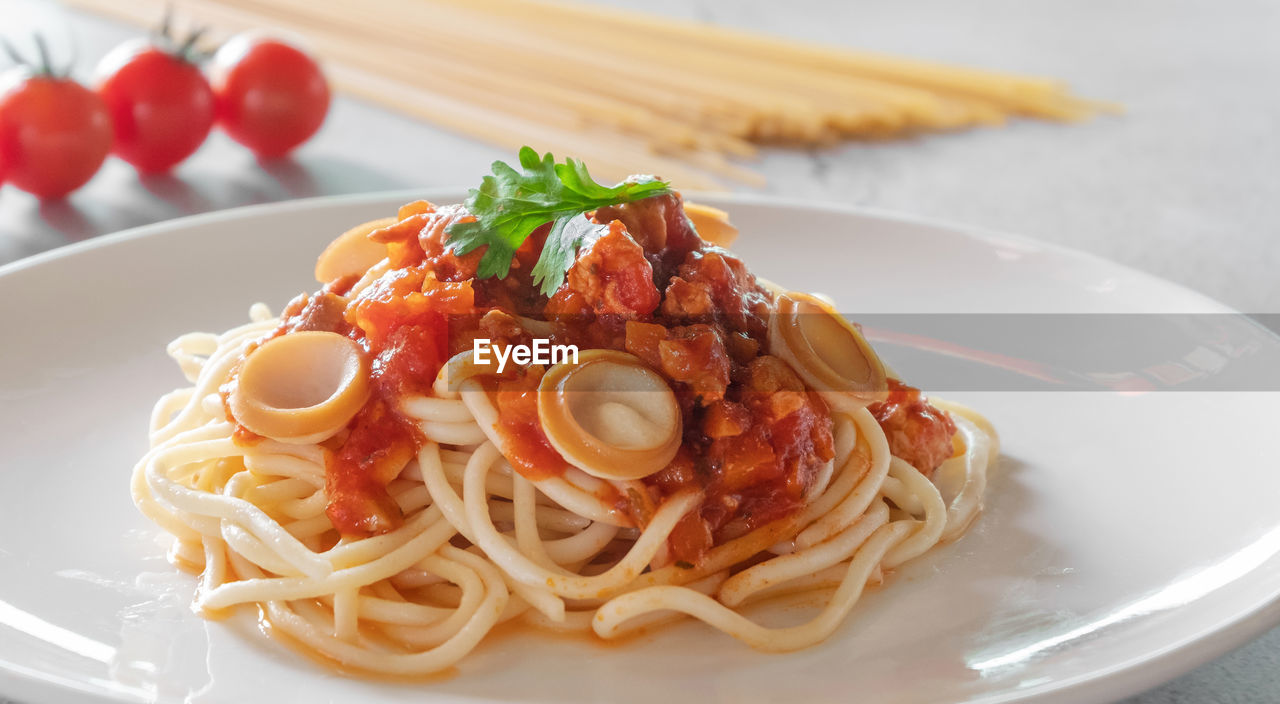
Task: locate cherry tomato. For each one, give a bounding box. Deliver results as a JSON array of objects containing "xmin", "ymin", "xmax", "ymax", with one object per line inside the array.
[
  {"xmin": 209, "ymin": 35, "xmax": 329, "ymax": 158},
  {"xmin": 0, "ymin": 68, "xmax": 112, "ymax": 199},
  {"xmin": 95, "ymin": 39, "xmax": 215, "ymax": 173}
]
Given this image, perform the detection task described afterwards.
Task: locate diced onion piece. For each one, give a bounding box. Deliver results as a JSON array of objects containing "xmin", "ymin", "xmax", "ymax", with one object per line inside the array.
[
  {"xmin": 314, "ymin": 217, "xmax": 396, "ymax": 284},
  {"xmin": 685, "ymin": 202, "xmax": 739, "ymax": 247},
  {"xmin": 768, "ymin": 291, "xmax": 887, "ymax": 411},
  {"xmin": 228, "ymin": 331, "xmax": 370, "ymax": 443},
  {"xmin": 538, "ymin": 350, "xmax": 681, "ymax": 481}
]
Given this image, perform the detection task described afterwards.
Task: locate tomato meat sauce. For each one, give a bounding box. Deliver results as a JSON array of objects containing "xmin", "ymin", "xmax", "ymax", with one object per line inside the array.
[
  {"xmin": 220, "ymin": 195, "xmax": 958, "ymax": 564},
  {"xmin": 868, "ymin": 379, "xmax": 959, "ymax": 479}
]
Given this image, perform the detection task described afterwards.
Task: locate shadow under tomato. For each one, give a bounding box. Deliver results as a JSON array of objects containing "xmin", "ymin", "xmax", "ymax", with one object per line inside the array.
[
  {"xmin": 37, "ymin": 199, "xmax": 96, "ymax": 242},
  {"xmin": 138, "ymin": 172, "xmax": 217, "ymax": 215},
  {"xmin": 257, "ymin": 155, "xmax": 408, "ymax": 199}
]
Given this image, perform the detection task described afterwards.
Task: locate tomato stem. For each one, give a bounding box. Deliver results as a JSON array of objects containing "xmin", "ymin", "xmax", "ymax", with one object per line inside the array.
[
  {"xmin": 1, "ymin": 35, "xmax": 70, "ymax": 78},
  {"xmin": 157, "ymin": 3, "xmax": 174, "ymax": 44},
  {"xmin": 33, "ymin": 35, "xmax": 53, "ymax": 75},
  {"xmin": 0, "ymin": 38, "xmax": 25, "ymax": 68},
  {"xmin": 149, "ymin": 6, "xmax": 214, "ymax": 64},
  {"xmin": 177, "ymin": 27, "xmax": 210, "ymax": 62}
]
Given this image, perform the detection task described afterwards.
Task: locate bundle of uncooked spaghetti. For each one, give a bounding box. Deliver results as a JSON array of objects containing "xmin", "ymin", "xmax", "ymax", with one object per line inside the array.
[{"xmin": 67, "ymin": 0, "xmax": 1110, "ymax": 187}]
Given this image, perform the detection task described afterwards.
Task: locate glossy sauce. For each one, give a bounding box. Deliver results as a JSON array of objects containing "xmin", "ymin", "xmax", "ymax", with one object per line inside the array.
[
  {"xmin": 485, "ymin": 370, "xmax": 568, "ymax": 481},
  {"xmin": 867, "ymin": 379, "xmax": 957, "ymax": 478},
  {"xmin": 219, "ymin": 194, "xmax": 956, "ymax": 561},
  {"xmin": 256, "ymin": 605, "xmax": 461, "ymax": 683}
]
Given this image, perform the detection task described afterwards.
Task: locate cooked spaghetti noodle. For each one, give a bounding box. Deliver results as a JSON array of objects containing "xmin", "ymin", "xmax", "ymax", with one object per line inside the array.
[{"xmin": 134, "ymin": 175, "xmax": 997, "ymax": 677}]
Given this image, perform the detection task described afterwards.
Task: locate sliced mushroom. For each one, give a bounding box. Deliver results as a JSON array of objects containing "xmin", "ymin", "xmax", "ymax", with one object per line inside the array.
[
  {"xmin": 314, "ymin": 217, "xmax": 396, "ymax": 284},
  {"xmin": 768, "ymin": 291, "xmax": 887, "ymax": 411},
  {"xmin": 228, "ymin": 331, "xmax": 370, "ymax": 443},
  {"xmin": 684, "ymin": 202, "xmax": 739, "ymax": 247},
  {"xmin": 538, "ymin": 350, "xmax": 682, "ymax": 481}
]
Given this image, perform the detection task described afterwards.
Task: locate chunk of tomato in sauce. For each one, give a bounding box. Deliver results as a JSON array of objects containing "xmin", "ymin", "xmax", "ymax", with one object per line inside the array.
[
  {"xmin": 593, "ymin": 191, "xmax": 702, "ymax": 283},
  {"xmin": 347, "ymin": 267, "xmax": 475, "ymax": 351},
  {"xmin": 325, "ymin": 399, "xmax": 416, "ymax": 536},
  {"xmin": 324, "ymin": 273, "xmax": 473, "ymax": 537},
  {"xmin": 869, "ymin": 379, "xmax": 957, "ymax": 477},
  {"xmin": 550, "ymin": 220, "xmax": 659, "ymax": 318},
  {"xmin": 624, "ymin": 321, "xmax": 731, "ymax": 405},
  {"xmin": 325, "ymin": 324, "xmax": 447, "ymax": 537},
  {"xmin": 661, "ymin": 247, "xmax": 771, "ymax": 340},
  {"xmin": 643, "ymin": 356, "xmax": 834, "ymax": 565},
  {"xmin": 366, "ymin": 200, "xmax": 435, "ymax": 269},
  {"xmin": 488, "ymin": 367, "xmax": 569, "ymax": 481}
]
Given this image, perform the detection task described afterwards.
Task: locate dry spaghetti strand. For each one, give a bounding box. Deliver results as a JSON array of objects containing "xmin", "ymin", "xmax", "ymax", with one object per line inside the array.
[{"xmin": 63, "ymin": 0, "xmax": 1109, "ymax": 187}]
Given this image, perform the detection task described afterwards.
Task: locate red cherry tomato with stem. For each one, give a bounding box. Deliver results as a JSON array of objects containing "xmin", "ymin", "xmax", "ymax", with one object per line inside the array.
[
  {"xmin": 209, "ymin": 35, "xmax": 330, "ymax": 158},
  {"xmin": 0, "ymin": 67, "xmax": 112, "ymax": 199},
  {"xmin": 95, "ymin": 37, "xmax": 215, "ymax": 173}
]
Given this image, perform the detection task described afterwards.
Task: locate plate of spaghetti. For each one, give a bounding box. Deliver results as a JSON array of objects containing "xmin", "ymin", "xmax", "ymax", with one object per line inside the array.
[{"xmin": 2, "ymin": 151, "xmax": 1280, "ymax": 704}]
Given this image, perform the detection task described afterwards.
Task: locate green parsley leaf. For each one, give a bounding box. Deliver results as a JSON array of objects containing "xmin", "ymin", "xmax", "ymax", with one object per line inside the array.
[
  {"xmin": 530, "ymin": 215, "xmax": 608, "ymax": 295},
  {"xmin": 446, "ymin": 146, "xmax": 671, "ymax": 294}
]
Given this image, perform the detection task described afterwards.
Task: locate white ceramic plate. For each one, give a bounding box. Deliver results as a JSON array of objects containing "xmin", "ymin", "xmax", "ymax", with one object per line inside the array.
[{"xmin": 2, "ymin": 193, "xmax": 1279, "ymax": 704}]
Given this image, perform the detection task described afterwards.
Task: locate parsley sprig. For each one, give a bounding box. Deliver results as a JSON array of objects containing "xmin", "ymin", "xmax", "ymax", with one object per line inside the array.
[{"xmin": 446, "ymin": 147, "xmax": 671, "ymax": 296}]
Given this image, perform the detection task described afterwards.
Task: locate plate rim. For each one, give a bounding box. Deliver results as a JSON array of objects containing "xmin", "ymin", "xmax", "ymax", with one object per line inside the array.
[
  {"xmin": 0, "ymin": 191, "xmax": 1272, "ymax": 704},
  {"xmin": 0, "ymin": 189, "xmax": 1236, "ymax": 317}
]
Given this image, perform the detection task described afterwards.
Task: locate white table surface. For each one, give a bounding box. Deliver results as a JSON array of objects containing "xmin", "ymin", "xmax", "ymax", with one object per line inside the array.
[{"xmin": 1, "ymin": 1, "xmax": 1277, "ymax": 702}]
